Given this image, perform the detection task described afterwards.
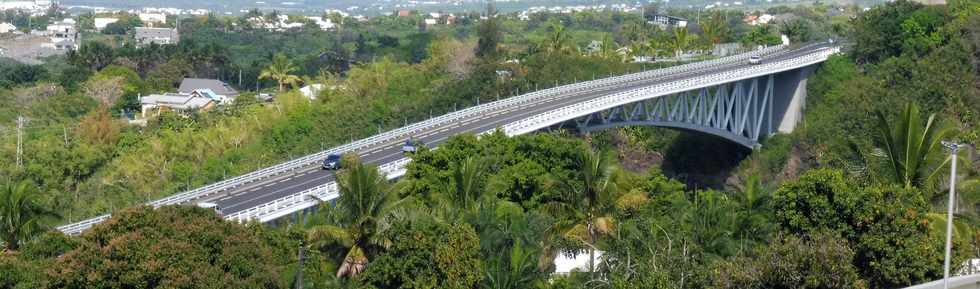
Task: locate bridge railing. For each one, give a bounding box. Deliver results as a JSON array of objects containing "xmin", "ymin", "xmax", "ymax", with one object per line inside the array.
[
  {"xmin": 500, "ymin": 47, "xmax": 840, "ymax": 137},
  {"xmin": 57, "ymin": 45, "xmax": 788, "ymax": 235},
  {"xmin": 218, "ymin": 46, "xmax": 837, "ymax": 225}
]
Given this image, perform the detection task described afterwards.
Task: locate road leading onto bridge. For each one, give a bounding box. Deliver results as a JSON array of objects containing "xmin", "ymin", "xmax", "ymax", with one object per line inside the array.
[{"xmin": 57, "ymin": 43, "xmax": 835, "ymax": 235}]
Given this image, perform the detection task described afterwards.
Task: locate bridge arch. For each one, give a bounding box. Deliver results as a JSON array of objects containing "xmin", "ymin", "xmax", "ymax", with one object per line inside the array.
[{"xmin": 553, "ymin": 66, "xmax": 815, "ymax": 148}]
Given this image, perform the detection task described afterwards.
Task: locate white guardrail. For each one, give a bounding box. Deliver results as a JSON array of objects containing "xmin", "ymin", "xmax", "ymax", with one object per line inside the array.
[
  {"xmin": 904, "ymin": 274, "xmax": 980, "ymax": 289},
  {"xmin": 218, "ymin": 45, "xmax": 839, "ymax": 225},
  {"xmin": 58, "ymin": 45, "xmax": 794, "ymax": 235}
]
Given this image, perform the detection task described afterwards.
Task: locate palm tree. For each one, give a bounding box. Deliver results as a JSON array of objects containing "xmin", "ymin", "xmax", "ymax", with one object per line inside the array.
[
  {"xmin": 259, "ymin": 53, "xmax": 301, "ymax": 92},
  {"xmin": 700, "ymin": 11, "xmax": 729, "ymax": 45},
  {"xmin": 451, "ymin": 156, "xmax": 485, "ymax": 214},
  {"xmin": 542, "ymin": 23, "xmax": 573, "ymax": 56},
  {"xmin": 667, "ymin": 27, "xmax": 695, "ymax": 58},
  {"xmin": 306, "ymin": 156, "xmax": 403, "ymax": 278},
  {"xmin": 0, "ymin": 180, "xmax": 59, "ymax": 251},
  {"xmin": 874, "ymin": 103, "xmax": 951, "ymax": 189},
  {"xmin": 484, "ymin": 240, "xmax": 540, "ymax": 289},
  {"xmin": 543, "ymin": 148, "xmax": 646, "ymax": 277}
]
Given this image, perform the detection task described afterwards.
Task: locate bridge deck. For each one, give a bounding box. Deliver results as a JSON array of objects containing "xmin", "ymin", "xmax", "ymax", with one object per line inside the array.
[{"xmin": 207, "ymin": 44, "xmax": 833, "ymax": 216}]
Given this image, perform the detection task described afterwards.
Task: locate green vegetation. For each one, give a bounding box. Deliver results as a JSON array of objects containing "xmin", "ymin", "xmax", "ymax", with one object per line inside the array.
[{"xmin": 1, "ymin": 0, "xmax": 980, "ymax": 288}]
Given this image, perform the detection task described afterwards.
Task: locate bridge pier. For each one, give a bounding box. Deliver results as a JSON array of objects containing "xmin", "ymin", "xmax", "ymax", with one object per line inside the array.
[{"xmin": 772, "ymin": 66, "xmax": 816, "ymax": 134}]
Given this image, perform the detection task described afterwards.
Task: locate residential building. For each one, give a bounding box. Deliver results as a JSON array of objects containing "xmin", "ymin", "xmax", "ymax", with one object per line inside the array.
[
  {"xmin": 553, "ymin": 251, "xmax": 604, "ymax": 275},
  {"xmin": 134, "ymin": 27, "xmax": 179, "ymax": 46},
  {"xmin": 0, "ymin": 22, "xmax": 16, "ymax": 33},
  {"xmin": 46, "ymin": 18, "xmax": 76, "ymax": 37},
  {"xmin": 46, "ymin": 19, "xmax": 77, "ymax": 50},
  {"xmin": 648, "ymin": 15, "xmax": 687, "ymax": 29},
  {"xmin": 94, "ymin": 18, "xmax": 119, "ymax": 30},
  {"xmin": 744, "ymin": 14, "xmax": 774, "ymax": 26},
  {"xmin": 305, "ymin": 16, "xmax": 336, "ymax": 30},
  {"xmin": 139, "ymin": 92, "xmax": 215, "ymax": 118},
  {"xmin": 178, "ymin": 78, "xmax": 239, "ymax": 99},
  {"xmin": 299, "ymin": 84, "xmax": 324, "ymax": 100},
  {"xmin": 138, "ymin": 13, "xmax": 167, "ymax": 26},
  {"xmin": 0, "ymin": 0, "xmax": 51, "ymax": 13}
]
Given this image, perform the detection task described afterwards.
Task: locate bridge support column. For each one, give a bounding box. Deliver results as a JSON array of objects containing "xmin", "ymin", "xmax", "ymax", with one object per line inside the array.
[{"xmin": 772, "ymin": 66, "xmax": 815, "ymax": 134}]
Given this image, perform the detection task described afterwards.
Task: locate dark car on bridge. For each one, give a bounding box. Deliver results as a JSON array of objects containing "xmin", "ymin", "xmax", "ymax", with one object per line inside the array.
[
  {"xmin": 402, "ymin": 139, "xmax": 423, "ymax": 153},
  {"xmin": 322, "ymin": 154, "xmax": 342, "ymax": 170}
]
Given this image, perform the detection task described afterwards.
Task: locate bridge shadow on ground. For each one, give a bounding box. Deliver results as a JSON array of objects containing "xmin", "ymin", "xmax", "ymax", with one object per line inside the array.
[{"xmin": 660, "ymin": 131, "xmax": 751, "ymax": 190}]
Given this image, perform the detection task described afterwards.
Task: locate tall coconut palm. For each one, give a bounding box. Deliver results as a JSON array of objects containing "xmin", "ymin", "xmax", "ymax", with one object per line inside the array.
[
  {"xmin": 259, "ymin": 53, "xmax": 302, "ymax": 92},
  {"xmin": 306, "ymin": 156, "xmax": 403, "ymax": 278},
  {"xmin": 667, "ymin": 27, "xmax": 695, "ymax": 58},
  {"xmin": 0, "ymin": 181, "xmax": 59, "ymax": 251},
  {"xmin": 700, "ymin": 11, "xmax": 729, "ymax": 45},
  {"xmin": 874, "ymin": 103, "xmax": 951, "ymax": 189},
  {"xmin": 542, "ymin": 148, "xmax": 647, "ymax": 277},
  {"xmin": 542, "ymin": 23, "xmax": 573, "ymax": 56}
]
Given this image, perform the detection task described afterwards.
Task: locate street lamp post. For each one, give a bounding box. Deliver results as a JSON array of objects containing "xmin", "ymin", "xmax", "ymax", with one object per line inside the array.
[{"xmin": 941, "ymin": 140, "xmax": 963, "ymax": 289}]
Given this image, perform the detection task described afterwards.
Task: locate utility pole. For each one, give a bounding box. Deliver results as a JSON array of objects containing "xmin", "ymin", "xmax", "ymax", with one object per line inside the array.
[
  {"xmin": 942, "ymin": 140, "xmax": 964, "ymax": 289},
  {"xmin": 16, "ymin": 116, "xmax": 24, "ymax": 169}
]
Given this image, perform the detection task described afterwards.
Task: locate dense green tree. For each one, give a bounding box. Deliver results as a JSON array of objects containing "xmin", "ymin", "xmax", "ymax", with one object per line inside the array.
[
  {"xmin": 772, "ymin": 169, "xmax": 856, "ymax": 235},
  {"xmin": 46, "ymin": 205, "xmax": 288, "ymax": 288},
  {"xmin": 357, "ymin": 218, "xmax": 482, "ymax": 289},
  {"xmin": 773, "ymin": 169, "xmax": 950, "ymax": 288},
  {"xmin": 740, "ymin": 25, "xmax": 782, "ymax": 46},
  {"xmin": 712, "ymin": 232, "xmax": 867, "ymax": 289},
  {"xmin": 850, "ymin": 0, "xmax": 942, "ymax": 63},
  {"xmin": 475, "ymin": 3, "xmax": 501, "ymax": 59},
  {"xmin": 780, "ymin": 18, "xmax": 814, "ymax": 43},
  {"xmin": 69, "ymin": 42, "xmax": 115, "ymax": 71}
]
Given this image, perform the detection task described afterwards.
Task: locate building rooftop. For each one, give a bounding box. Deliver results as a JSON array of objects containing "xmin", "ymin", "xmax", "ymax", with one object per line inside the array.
[
  {"xmin": 178, "ymin": 78, "xmax": 238, "ymax": 97},
  {"xmin": 140, "ymin": 93, "xmax": 213, "ymax": 111},
  {"xmin": 134, "ymin": 27, "xmax": 179, "ymax": 45}
]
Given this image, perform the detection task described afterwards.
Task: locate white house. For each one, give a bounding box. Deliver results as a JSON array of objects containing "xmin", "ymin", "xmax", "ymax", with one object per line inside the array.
[
  {"xmin": 648, "ymin": 14, "xmax": 687, "ymax": 29},
  {"xmin": 299, "ymin": 84, "xmax": 325, "ymax": 100},
  {"xmin": 553, "ymin": 251, "xmax": 604, "ymax": 275},
  {"xmin": 46, "ymin": 19, "xmax": 77, "ymax": 49},
  {"xmin": 305, "ymin": 16, "xmax": 336, "ymax": 30},
  {"xmin": 134, "ymin": 27, "xmax": 179, "ymax": 46},
  {"xmin": 46, "ymin": 18, "xmax": 75, "ymax": 36},
  {"xmin": 744, "ymin": 14, "xmax": 775, "ymax": 26},
  {"xmin": 139, "ymin": 93, "xmax": 215, "ymax": 118},
  {"xmin": 0, "ymin": 22, "xmax": 16, "ymax": 34},
  {"xmin": 138, "ymin": 13, "xmax": 167, "ymax": 25},
  {"xmin": 94, "ymin": 17, "xmax": 118, "ymax": 30}
]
